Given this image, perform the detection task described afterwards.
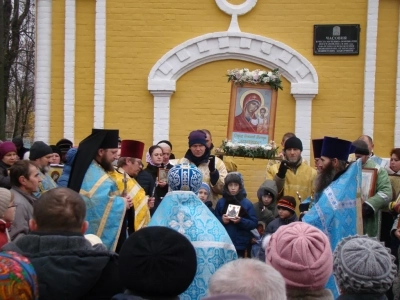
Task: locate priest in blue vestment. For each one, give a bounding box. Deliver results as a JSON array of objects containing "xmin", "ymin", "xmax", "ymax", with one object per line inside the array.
[
  {"xmin": 303, "ymin": 136, "xmax": 362, "ymax": 298},
  {"xmin": 68, "ymin": 129, "xmax": 129, "ymax": 251}
]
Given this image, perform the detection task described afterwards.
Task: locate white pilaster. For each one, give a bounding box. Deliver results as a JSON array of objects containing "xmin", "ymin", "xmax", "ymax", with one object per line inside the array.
[
  {"xmin": 293, "ymin": 94, "xmax": 316, "ymax": 162},
  {"xmin": 363, "ymin": 0, "xmax": 379, "ymax": 138},
  {"xmin": 94, "ymin": 0, "xmax": 106, "ymax": 128},
  {"xmin": 35, "ymin": 0, "xmax": 52, "ymax": 143},
  {"xmin": 150, "ymin": 91, "xmax": 174, "ymax": 144},
  {"xmin": 395, "ymin": 5, "xmax": 400, "ymax": 147},
  {"xmin": 64, "ymin": 0, "xmax": 76, "ymax": 142}
]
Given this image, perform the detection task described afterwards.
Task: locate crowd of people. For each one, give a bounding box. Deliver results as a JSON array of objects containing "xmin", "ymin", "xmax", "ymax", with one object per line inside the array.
[{"xmin": 0, "ymin": 129, "xmax": 399, "ymax": 299}]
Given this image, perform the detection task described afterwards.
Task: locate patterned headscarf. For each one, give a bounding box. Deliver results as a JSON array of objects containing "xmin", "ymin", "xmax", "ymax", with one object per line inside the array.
[{"xmin": 0, "ymin": 251, "xmax": 39, "ymax": 300}]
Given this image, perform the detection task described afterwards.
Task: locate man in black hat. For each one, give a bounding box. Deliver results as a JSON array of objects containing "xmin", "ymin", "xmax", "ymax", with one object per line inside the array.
[
  {"xmin": 265, "ymin": 136, "xmax": 316, "ymax": 216},
  {"xmin": 29, "ymin": 141, "xmax": 57, "ymax": 197},
  {"xmin": 56, "ymin": 138, "xmax": 73, "ymax": 163},
  {"xmin": 68, "ymin": 129, "xmax": 131, "ymax": 251}
]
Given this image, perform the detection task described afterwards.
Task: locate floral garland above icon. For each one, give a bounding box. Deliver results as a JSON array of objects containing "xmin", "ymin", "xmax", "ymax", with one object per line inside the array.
[
  {"xmin": 226, "ymin": 68, "xmax": 283, "ymax": 91},
  {"xmin": 215, "ymin": 140, "xmax": 280, "ymax": 160}
]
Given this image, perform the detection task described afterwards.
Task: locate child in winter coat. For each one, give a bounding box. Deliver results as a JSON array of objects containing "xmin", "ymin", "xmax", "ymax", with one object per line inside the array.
[
  {"xmin": 265, "ymin": 196, "xmax": 298, "ymax": 234},
  {"xmin": 197, "ymin": 182, "xmax": 214, "ymax": 213},
  {"xmin": 0, "ymin": 188, "xmax": 15, "ymax": 248},
  {"xmin": 215, "ymin": 173, "xmax": 258, "ymax": 258},
  {"xmin": 253, "ymin": 180, "xmax": 278, "ymax": 228}
]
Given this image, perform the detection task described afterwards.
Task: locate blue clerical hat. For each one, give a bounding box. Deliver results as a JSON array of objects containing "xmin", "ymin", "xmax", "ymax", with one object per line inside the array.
[
  {"xmin": 321, "ymin": 136, "xmax": 352, "ymax": 161},
  {"xmin": 312, "ymin": 139, "xmax": 323, "ymax": 159}
]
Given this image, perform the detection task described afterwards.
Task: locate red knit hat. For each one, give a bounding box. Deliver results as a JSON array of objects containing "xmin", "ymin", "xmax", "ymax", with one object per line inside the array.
[
  {"xmin": 277, "ymin": 196, "xmax": 296, "ymax": 213},
  {"xmin": 266, "ymin": 222, "xmax": 333, "ymax": 290},
  {"xmin": 0, "ymin": 142, "xmax": 17, "ymax": 160}
]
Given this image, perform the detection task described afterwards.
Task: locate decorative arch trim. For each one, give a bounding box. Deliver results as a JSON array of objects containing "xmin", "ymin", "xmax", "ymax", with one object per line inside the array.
[
  {"xmin": 148, "ymin": 31, "xmax": 319, "ymax": 161},
  {"xmin": 148, "ymin": 32, "xmax": 318, "ymax": 95}
]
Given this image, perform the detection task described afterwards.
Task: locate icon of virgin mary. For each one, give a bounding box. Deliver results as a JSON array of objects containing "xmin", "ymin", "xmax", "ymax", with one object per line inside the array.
[{"xmin": 234, "ymin": 93, "xmax": 262, "ymax": 133}]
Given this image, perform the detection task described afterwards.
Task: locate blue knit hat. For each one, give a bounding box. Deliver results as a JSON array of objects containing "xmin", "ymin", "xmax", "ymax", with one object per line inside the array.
[
  {"xmin": 198, "ymin": 182, "xmax": 210, "ymax": 195},
  {"xmin": 188, "ymin": 130, "xmax": 207, "ymax": 147}
]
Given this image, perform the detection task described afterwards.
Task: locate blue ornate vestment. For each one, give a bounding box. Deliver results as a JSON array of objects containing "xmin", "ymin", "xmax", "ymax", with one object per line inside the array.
[
  {"xmin": 303, "ymin": 159, "xmax": 362, "ymax": 298},
  {"xmin": 149, "ymin": 191, "xmax": 238, "ymax": 300},
  {"xmin": 34, "ymin": 171, "xmax": 57, "ymax": 197},
  {"xmin": 79, "ymin": 161, "xmax": 126, "ymax": 251}
]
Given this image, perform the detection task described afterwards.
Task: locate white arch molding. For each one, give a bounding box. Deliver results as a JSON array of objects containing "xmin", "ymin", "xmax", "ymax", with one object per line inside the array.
[{"xmin": 148, "ymin": 32, "xmax": 319, "ymax": 161}]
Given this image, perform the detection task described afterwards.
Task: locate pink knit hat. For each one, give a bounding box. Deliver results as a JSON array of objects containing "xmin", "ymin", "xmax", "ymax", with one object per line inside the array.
[
  {"xmin": 266, "ymin": 222, "xmax": 333, "ymax": 290},
  {"xmin": 0, "ymin": 142, "xmax": 16, "ymax": 160}
]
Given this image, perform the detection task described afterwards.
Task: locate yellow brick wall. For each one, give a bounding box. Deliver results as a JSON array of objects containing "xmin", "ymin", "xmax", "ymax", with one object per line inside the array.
[
  {"xmin": 49, "ymin": 0, "xmax": 65, "ymax": 143},
  {"xmin": 49, "ymin": 0, "xmax": 399, "ymax": 200},
  {"xmin": 374, "ymin": 0, "xmax": 399, "ymax": 157},
  {"xmin": 74, "ymin": 0, "xmax": 96, "ymax": 142}
]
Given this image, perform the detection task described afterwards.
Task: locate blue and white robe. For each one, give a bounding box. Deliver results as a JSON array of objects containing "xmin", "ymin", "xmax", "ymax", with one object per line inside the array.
[
  {"xmin": 149, "ymin": 191, "xmax": 238, "ymax": 300},
  {"xmin": 303, "ymin": 159, "xmax": 362, "ymax": 298}
]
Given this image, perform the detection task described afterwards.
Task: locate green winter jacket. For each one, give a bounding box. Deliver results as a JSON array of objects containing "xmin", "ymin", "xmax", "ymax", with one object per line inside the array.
[{"xmin": 363, "ymin": 159, "xmax": 392, "ymax": 237}]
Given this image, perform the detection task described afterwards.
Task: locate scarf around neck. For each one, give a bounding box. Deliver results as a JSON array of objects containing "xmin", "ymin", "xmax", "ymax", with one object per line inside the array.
[{"xmin": 184, "ymin": 148, "xmax": 210, "ymax": 167}]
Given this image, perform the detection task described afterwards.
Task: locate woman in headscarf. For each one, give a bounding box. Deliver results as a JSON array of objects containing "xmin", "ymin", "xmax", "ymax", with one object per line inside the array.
[
  {"xmin": 0, "ymin": 251, "xmax": 39, "ymax": 300},
  {"xmin": 136, "ymin": 145, "xmax": 167, "ymax": 214},
  {"xmin": 149, "ymin": 163, "xmax": 237, "ymax": 300}
]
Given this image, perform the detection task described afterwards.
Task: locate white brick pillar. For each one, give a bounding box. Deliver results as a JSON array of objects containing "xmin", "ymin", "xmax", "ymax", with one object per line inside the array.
[
  {"xmin": 150, "ymin": 91, "xmax": 174, "ymax": 144},
  {"xmin": 292, "ymin": 94, "xmax": 316, "ymax": 162},
  {"xmin": 94, "ymin": 0, "xmax": 106, "ymax": 129},
  {"xmin": 363, "ymin": 0, "xmax": 379, "ymax": 138},
  {"xmin": 35, "ymin": 0, "xmax": 52, "ymax": 142},
  {"xmin": 64, "ymin": 0, "xmax": 76, "ymax": 142}
]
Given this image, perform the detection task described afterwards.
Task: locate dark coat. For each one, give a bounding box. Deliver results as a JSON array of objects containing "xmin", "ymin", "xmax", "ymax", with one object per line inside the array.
[
  {"xmin": 336, "ymin": 294, "xmax": 387, "ymax": 300},
  {"xmin": 17, "ymin": 146, "xmax": 29, "ymax": 160},
  {"xmin": 253, "ymin": 180, "xmax": 278, "ymax": 227},
  {"xmin": 204, "ymin": 200, "xmax": 215, "ymax": 214},
  {"xmin": 136, "ymin": 164, "xmax": 170, "ymax": 215},
  {"xmin": 265, "ymin": 213, "xmax": 298, "ymax": 235},
  {"xmin": 0, "ymin": 160, "xmax": 11, "ymax": 189},
  {"xmin": 215, "ymin": 190, "xmax": 258, "ymax": 250},
  {"xmin": 2, "ymin": 233, "xmax": 123, "ymax": 300},
  {"xmin": 112, "ymin": 292, "xmax": 179, "ymax": 300}
]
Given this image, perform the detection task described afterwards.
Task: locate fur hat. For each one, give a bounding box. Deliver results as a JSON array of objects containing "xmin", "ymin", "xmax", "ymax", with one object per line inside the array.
[
  {"xmin": 168, "ymin": 163, "xmax": 203, "ymax": 193},
  {"xmin": 266, "ymin": 222, "xmax": 333, "ymax": 290},
  {"xmin": 225, "ymin": 173, "xmax": 243, "ymax": 188},
  {"xmin": 0, "ymin": 141, "xmax": 17, "ymax": 160},
  {"xmin": 277, "ymin": 196, "xmax": 296, "ymax": 214},
  {"xmin": 119, "ymin": 226, "xmax": 197, "ymax": 298},
  {"xmin": 284, "ymin": 137, "xmax": 303, "ymax": 151},
  {"xmin": 333, "ymin": 235, "xmax": 397, "ymax": 294},
  {"xmin": 0, "ymin": 188, "xmax": 12, "ymax": 218},
  {"xmin": 29, "ymin": 141, "xmax": 53, "ymax": 160}
]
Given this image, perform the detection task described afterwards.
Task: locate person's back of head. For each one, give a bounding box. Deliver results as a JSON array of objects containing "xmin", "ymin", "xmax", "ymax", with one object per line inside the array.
[
  {"xmin": 208, "ymin": 258, "xmax": 286, "ymax": 300},
  {"xmin": 118, "ymin": 226, "xmax": 197, "ymax": 299},
  {"xmin": 333, "ymin": 235, "xmax": 396, "ymax": 295},
  {"xmin": 0, "ymin": 251, "xmax": 38, "ymax": 300},
  {"xmin": 266, "ymin": 222, "xmax": 333, "ymax": 293},
  {"xmin": 31, "ymin": 187, "xmax": 87, "ymax": 233}
]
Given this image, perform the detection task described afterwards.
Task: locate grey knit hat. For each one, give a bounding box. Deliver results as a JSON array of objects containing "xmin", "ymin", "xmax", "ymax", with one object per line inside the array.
[{"xmin": 333, "ymin": 235, "xmax": 397, "ymax": 294}]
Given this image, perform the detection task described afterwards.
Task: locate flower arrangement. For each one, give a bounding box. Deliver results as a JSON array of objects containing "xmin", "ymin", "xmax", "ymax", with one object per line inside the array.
[
  {"xmin": 227, "ymin": 68, "xmax": 283, "ymax": 91},
  {"xmin": 216, "ymin": 140, "xmax": 279, "ymax": 160}
]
